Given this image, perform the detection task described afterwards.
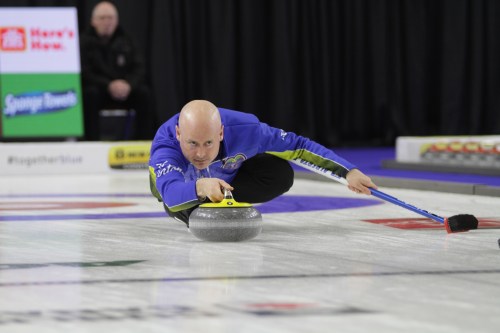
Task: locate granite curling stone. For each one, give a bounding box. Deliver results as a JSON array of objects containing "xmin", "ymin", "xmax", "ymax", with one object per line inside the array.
[{"xmin": 189, "ymin": 190, "xmax": 263, "ymax": 242}]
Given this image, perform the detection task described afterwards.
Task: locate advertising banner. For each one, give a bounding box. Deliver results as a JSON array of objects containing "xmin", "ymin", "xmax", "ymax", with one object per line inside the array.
[
  {"xmin": 0, "ymin": 7, "xmax": 83, "ymax": 139},
  {"xmin": 0, "ymin": 141, "xmax": 151, "ymax": 175}
]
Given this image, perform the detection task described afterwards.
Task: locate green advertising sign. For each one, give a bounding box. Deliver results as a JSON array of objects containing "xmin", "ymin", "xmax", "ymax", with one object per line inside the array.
[{"xmin": 1, "ymin": 73, "xmax": 83, "ymax": 137}]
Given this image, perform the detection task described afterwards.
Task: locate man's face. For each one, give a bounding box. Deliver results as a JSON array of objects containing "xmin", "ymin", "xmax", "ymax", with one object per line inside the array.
[
  {"xmin": 176, "ymin": 122, "xmax": 223, "ymax": 170},
  {"xmin": 91, "ymin": 4, "xmax": 118, "ymax": 37}
]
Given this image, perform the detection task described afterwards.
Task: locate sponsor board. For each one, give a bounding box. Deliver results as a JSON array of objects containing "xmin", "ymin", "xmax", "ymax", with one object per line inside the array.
[
  {"xmin": 1, "ymin": 73, "xmax": 83, "ymax": 137},
  {"xmin": 0, "ymin": 7, "xmax": 83, "ymax": 139},
  {"xmin": 0, "ymin": 8, "xmax": 80, "ymax": 73},
  {"xmin": 108, "ymin": 143, "xmax": 151, "ymax": 169},
  {"xmin": 0, "ymin": 142, "xmax": 151, "ymax": 175},
  {"xmin": 0, "ymin": 143, "xmax": 105, "ymax": 175},
  {"xmin": 396, "ymin": 135, "xmax": 500, "ymax": 165},
  {"xmin": 420, "ymin": 140, "xmax": 500, "ymax": 167}
]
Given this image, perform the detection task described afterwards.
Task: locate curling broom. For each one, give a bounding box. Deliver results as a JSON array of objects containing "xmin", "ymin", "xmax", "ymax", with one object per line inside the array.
[{"xmin": 291, "ymin": 159, "xmax": 478, "ymax": 233}]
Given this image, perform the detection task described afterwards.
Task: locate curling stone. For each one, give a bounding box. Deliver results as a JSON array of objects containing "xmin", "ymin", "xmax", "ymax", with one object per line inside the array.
[{"xmin": 189, "ymin": 189, "xmax": 262, "ymax": 242}]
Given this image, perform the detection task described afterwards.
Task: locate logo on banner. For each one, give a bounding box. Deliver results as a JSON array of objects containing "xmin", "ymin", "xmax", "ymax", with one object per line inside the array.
[
  {"xmin": 108, "ymin": 144, "xmax": 151, "ymax": 169},
  {"xmin": 30, "ymin": 27, "xmax": 75, "ymax": 51},
  {"xmin": 0, "ymin": 27, "xmax": 27, "ymax": 51},
  {"xmin": 3, "ymin": 90, "xmax": 78, "ymax": 117},
  {"xmin": 0, "ymin": 26, "xmax": 76, "ymax": 52}
]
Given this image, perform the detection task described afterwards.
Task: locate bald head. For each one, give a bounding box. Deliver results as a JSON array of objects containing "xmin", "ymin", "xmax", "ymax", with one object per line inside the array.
[
  {"xmin": 178, "ymin": 100, "xmax": 221, "ymax": 130},
  {"xmin": 176, "ymin": 100, "xmax": 224, "ymax": 170},
  {"xmin": 91, "ymin": 1, "xmax": 119, "ymax": 37}
]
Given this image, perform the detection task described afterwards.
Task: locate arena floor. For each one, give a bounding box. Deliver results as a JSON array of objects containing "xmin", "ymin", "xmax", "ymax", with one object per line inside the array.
[{"xmin": 1, "ymin": 169, "xmax": 500, "ymax": 333}]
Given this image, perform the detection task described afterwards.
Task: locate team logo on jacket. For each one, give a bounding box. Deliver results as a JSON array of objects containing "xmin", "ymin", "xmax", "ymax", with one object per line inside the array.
[
  {"xmin": 222, "ymin": 153, "xmax": 246, "ymax": 170},
  {"xmin": 280, "ymin": 129, "xmax": 288, "ymax": 140}
]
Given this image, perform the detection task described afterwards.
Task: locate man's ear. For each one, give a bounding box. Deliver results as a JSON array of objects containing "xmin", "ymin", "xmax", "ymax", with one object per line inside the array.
[
  {"xmin": 220, "ymin": 125, "xmax": 224, "ymax": 141},
  {"xmin": 175, "ymin": 125, "xmax": 181, "ymax": 141}
]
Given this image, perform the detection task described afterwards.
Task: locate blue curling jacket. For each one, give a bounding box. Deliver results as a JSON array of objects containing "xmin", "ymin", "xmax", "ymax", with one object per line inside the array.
[{"xmin": 149, "ymin": 108, "xmax": 356, "ymax": 212}]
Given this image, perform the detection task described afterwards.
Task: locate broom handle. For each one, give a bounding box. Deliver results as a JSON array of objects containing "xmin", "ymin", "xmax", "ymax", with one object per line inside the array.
[
  {"xmin": 369, "ymin": 188, "xmax": 444, "ymax": 224},
  {"xmin": 291, "ymin": 158, "xmax": 445, "ymax": 224}
]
